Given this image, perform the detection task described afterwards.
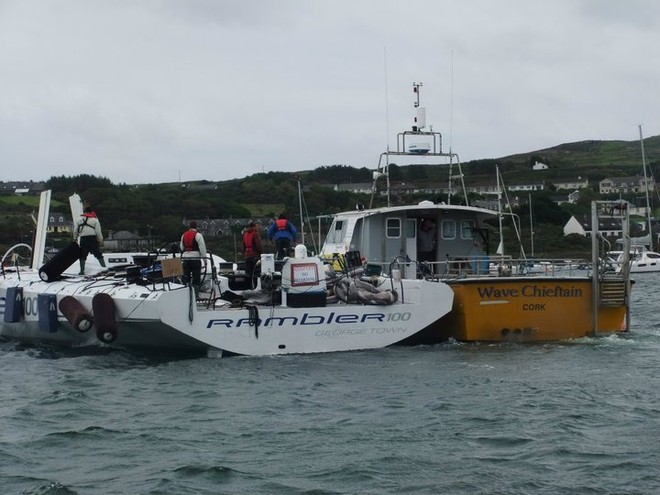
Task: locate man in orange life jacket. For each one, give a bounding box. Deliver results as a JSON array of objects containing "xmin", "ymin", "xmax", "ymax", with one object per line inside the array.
[
  {"xmin": 267, "ymin": 213, "xmax": 298, "ymax": 260},
  {"xmin": 242, "ymin": 221, "xmax": 263, "ymax": 288},
  {"xmin": 179, "ymin": 220, "xmax": 207, "ymax": 291}
]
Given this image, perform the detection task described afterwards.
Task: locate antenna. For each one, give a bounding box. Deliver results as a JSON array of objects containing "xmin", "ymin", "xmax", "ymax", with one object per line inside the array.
[
  {"xmin": 449, "ymin": 50, "xmax": 454, "ymax": 153},
  {"xmin": 413, "ymin": 82, "xmax": 422, "ymax": 107},
  {"xmin": 384, "ymin": 47, "xmax": 390, "ymax": 154},
  {"xmin": 412, "ymin": 82, "xmax": 425, "ymax": 132}
]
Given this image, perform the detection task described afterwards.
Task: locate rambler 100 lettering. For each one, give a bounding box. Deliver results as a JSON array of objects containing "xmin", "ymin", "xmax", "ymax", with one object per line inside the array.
[
  {"xmin": 206, "ymin": 311, "xmax": 412, "ymax": 329},
  {"xmin": 477, "ymin": 285, "xmax": 583, "ymax": 299}
]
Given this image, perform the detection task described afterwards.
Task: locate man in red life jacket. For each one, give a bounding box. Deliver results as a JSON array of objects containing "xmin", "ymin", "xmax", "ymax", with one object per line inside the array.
[
  {"xmin": 267, "ymin": 213, "xmax": 298, "ymax": 260},
  {"xmin": 242, "ymin": 221, "xmax": 263, "ymax": 288},
  {"xmin": 73, "ymin": 206, "xmax": 106, "ymax": 275},
  {"xmin": 179, "ymin": 220, "xmax": 207, "ymax": 291}
]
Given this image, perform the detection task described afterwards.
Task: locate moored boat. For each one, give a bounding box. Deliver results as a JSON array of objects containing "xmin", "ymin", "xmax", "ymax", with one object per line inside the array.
[
  {"xmin": 0, "ymin": 192, "xmax": 454, "ymax": 356},
  {"xmin": 320, "ymin": 83, "xmax": 632, "ymax": 343},
  {"xmin": 322, "ymin": 202, "xmax": 630, "ymax": 343}
]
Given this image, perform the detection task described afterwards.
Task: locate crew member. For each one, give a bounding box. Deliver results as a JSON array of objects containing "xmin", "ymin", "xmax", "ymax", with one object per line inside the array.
[
  {"xmin": 242, "ymin": 221, "xmax": 263, "ymax": 288},
  {"xmin": 73, "ymin": 206, "xmax": 106, "ymax": 275},
  {"xmin": 180, "ymin": 220, "xmax": 207, "ymax": 291},
  {"xmin": 267, "ymin": 214, "xmax": 298, "ymax": 259}
]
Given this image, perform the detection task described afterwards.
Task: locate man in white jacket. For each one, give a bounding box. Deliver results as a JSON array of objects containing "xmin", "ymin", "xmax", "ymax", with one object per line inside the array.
[{"xmin": 73, "ymin": 206, "xmax": 106, "ymax": 275}]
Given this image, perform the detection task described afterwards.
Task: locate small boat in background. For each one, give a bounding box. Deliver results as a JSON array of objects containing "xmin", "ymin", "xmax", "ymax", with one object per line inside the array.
[{"xmin": 616, "ymin": 245, "xmax": 660, "ymax": 273}]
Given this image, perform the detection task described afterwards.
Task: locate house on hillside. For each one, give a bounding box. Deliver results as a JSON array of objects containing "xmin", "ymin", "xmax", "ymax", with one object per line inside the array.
[
  {"xmin": 466, "ymin": 180, "xmax": 545, "ymax": 196},
  {"xmin": 466, "ymin": 181, "xmax": 500, "ymax": 196},
  {"xmin": 103, "ymin": 230, "xmax": 146, "ymax": 252},
  {"xmin": 563, "ymin": 214, "xmax": 623, "ymax": 238},
  {"xmin": 0, "ymin": 181, "xmax": 46, "ymax": 196},
  {"xmin": 508, "ymin": 181, "xmax": 545, "ymax": 193},
  {"xmin": 532, "ymin": 161, "xmax": 548, "ymax": 170},
  {"xmin": 552, "ymin": 177, "xmax": 589, "ymax": 190},
  {"xmin": 334, "ymin": 183, "xmax": 373, "ymax": 194},
  {"xmin": 599, "ymin": 176, "xmax": 655, "ymax": 195},
  {"xmin": 47, "ymin": 212, "xmax": 72, "ymax": 234}
]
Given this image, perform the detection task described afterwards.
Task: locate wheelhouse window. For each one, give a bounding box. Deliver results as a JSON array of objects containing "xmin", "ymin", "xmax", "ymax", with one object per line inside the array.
[
  {"xmin": 441, "ymin": 219, "xmax": 456, "ymax": 239},
  {"xmin": 405, "ymin": 219, "xmax": 416, "ymax": 238},
  {"xmin": 325, "ymin": 220, "xmax": 346, "ymax": 244},
  {"xmin": 386, "ymin": 218, "xmax": 401, "ymax": 238},
  {"xmin": 461, "ymin": 220, "xmax": 475, "ymax": 239}
]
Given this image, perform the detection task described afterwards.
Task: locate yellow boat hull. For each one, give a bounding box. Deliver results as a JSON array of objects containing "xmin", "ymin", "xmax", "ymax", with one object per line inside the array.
[{"xmin": 438, "ymin": 278, "xmax": 629, "ymax": 342}]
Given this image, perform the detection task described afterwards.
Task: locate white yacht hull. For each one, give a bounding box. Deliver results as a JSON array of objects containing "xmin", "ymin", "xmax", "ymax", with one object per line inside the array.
[{"xmin": 0, "ymin": 269, "xmax": 454, "ymax": 356}]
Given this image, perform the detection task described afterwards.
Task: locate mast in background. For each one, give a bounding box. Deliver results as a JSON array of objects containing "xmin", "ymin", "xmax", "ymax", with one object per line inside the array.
[{"xmin": 639, "ymin": 124, "xmax": 653, "ymax": 251}]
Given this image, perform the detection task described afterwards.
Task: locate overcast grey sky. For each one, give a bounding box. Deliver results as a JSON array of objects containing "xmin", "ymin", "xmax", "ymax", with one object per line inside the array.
[{"xmin": 1, "ymin": 0, "xmax": 658, "ymax": 184}]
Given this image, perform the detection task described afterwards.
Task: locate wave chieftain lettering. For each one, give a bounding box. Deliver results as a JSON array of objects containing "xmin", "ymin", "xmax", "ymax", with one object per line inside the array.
[{"xmin": 477, "ymin": 285, "xmax": 583, "ymax": 299}]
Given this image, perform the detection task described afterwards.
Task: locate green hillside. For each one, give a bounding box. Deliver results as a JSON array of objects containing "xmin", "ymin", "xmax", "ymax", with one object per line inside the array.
[
  {"xmin": 1, "ymin": 135, "xmax": 658, "ymax": 259},
  {"xmin": 491, "ymin": 135, "xmax": 660, "ymax": 182}
]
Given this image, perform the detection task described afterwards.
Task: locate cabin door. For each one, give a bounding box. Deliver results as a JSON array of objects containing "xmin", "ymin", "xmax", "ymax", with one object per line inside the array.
[{"xmin": 404, "ymin": 218, "xmax": 417, "ymax": 278}]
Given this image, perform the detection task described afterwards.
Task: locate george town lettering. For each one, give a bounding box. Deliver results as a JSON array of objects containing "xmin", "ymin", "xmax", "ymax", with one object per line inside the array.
[
  {"xmin": 477, "ymin": 285, "xmax": 583, "ymax": 299},
  {"xmin": 315, "ymin": 327, "xmax": 407, "ymax": 337},
  {"xmin": 206, "ymin": 311, "xmax": 412, "ymax": 329}
]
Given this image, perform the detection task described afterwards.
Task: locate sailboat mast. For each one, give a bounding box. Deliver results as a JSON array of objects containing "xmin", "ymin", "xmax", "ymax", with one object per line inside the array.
[
  {"xmin": 297, "ymin": 178, "xmax": 305, "ymax": 245},
  {"xmin": 496, "ymin": 165, "xmax": 504, "ymax": 256},
  {"xmin": 639, "ymin": 124, "xmax": 653, "ymax": 251},
  {"xmin": 529, "ymin": 192, "xmax": 534, "ymax": 257}
]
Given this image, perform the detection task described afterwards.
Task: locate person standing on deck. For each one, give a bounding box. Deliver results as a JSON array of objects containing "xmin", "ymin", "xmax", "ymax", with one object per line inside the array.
[
  {"xmin": 180, "ymin": 220, "xmax": 207, "ymax": 292},
  {"xmin": 242, "ymin": 221, "xmax": 263, "ymax": 289},
  {"xmin": 73, "ymin": 206, "xmax": 106, "ymax": 275},
  {"xmin": 267, "ymin": 214, "xmax": 298, "ymax": 260}
]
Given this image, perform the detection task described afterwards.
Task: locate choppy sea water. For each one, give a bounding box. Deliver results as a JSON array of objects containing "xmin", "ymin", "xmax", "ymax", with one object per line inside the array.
[{"xmin": 1, "ymin": 275, "xmax": 660, "ymax": 495}]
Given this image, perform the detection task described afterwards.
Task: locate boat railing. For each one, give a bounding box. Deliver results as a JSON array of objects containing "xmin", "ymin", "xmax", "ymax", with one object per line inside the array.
[
  {"xmin": 438, "ymin": 256, "xmax": 591, "ymax": 279},
  {"xmin": 362, "ymin": 255, "xmax": 593, "ymax": 280}
]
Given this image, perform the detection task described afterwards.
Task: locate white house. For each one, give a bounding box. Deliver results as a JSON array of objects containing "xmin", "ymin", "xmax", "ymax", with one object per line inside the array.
[
  {"xmin": 599, "ymin": 176, "xmax": 655, "ymax": 195},
  {"xmin": 563, "ymin": 214, "xmax": 623, "ymax": 237},
  {"xmin": 552, "ymin": 177, "xmax": 589, "ymax": 190}
]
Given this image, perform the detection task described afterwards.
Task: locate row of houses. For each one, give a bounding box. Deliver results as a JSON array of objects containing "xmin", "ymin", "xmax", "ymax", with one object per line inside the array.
[
  {"xmin": 6, "ymin": 175, "xmax": 654, "ymax": 198},
  {"xmin": 0, "ymin": 181, "xmax": 46, "ymax": 195},
  {"xmin": 336, "ymin": 175, "xmax": 654, "ymax": 198}
]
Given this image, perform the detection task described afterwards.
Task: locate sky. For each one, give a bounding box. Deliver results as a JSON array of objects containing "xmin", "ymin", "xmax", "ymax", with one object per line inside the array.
[{"xmin": 1, "ymin": 0, "xmax": 659, "ymax": 185}]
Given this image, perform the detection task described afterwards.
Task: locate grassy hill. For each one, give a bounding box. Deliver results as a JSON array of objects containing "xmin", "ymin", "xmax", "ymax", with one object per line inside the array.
[
  {"xmin": 349, "ymin": 135, "xmax": 660, "ymax": 190},
  {"xmin": 490, "ymin": 135, "xmax": 660, "ymax": 182}
]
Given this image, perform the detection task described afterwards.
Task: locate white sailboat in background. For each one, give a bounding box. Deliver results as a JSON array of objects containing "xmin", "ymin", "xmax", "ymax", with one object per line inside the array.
[{"xmin": 616, "ymin": 125, "xmax": 660, "ymax": 273}]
